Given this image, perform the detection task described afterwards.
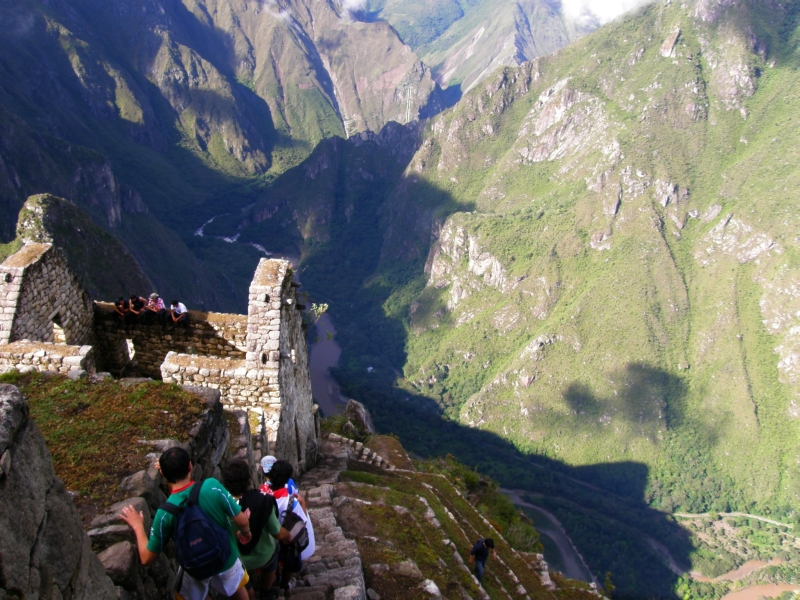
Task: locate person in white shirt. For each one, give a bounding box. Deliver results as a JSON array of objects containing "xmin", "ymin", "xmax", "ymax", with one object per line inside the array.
[{"xmin": 170, "ymin": 300, "xmax": 189, "ymax": 328}]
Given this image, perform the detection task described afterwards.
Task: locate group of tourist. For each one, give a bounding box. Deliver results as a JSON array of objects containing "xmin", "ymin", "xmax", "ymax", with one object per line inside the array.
[
  {"xmin": 113, "ymin": 293, "xmax": 189, "ymax": 329},
  {"xmin": 121, "ymin": 447, "xmax": 314, "ymax": 600}
]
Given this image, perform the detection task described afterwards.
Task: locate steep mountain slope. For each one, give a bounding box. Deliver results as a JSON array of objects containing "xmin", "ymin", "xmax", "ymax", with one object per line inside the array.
[
  {"xmin": 366, "ymin": 0, "xmax": 592, "ymax": 93},
  {"xmin": 401, "ymin": 0, "xmax": 800, "ymax": 515},
  {"xmin": 208, "ymin": 0, "xmax": 800, "ymax": 595},
  {"xmin": 0, "ymin": 0, "xmax": 443, "ymax": 309}
]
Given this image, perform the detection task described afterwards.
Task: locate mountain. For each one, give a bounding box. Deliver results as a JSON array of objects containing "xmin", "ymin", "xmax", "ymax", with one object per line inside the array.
[
  {"xmin": 207, "ymin": 0, "xmax": 800, "ymax": 595},
  {"xmin": 2, "ymin": 194, "xmax": 154, "ymax": 301},
  {"xmin": 0, "ymin": 0, "xmax": 449, "ymax": 311},
  {"xmin": 365, "ymin": 0, "xmax": 592, "ymax": 94}
]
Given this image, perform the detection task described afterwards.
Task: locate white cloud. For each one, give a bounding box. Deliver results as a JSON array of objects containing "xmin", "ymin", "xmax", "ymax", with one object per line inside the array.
[
  {"xmin": 341, "ymin": 0, "xmax": 367, "ymax": 16},
  {"xmin": 561, "ymin": 0, "xmax": 653, "ymax": 26}
]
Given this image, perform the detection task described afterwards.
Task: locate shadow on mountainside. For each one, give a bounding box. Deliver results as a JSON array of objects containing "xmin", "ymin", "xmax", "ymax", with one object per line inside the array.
[
  {"xmin": 243, "ymin": 145, "xmax": 696, "ymax": 596},
  {"xmin": 217, "ymin": 121, "xmax": 696, "ymax": 597},
  {"xmin": 347, "ymin": 368, "xmax": 693, "ymax": 599}
]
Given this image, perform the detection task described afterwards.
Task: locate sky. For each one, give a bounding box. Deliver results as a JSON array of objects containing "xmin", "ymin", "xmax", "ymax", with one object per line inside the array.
[{"xmin": 561, "ymin": 0, "xmax": 653, "ymax": 25}]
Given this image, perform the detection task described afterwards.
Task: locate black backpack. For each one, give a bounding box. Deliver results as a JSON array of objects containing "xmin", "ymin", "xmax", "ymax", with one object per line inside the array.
[
  {"xmin": 159, "ymin": 481, "xmax": 232, "ymax": 580},
  {"xmin": 237, "ymin": 490, "xmax": 278, "ymax": 555}
]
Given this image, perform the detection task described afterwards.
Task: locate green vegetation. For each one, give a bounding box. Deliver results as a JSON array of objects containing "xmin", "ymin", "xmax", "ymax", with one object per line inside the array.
[
  {"xmin": 222, "ymin": 1, "xmax": 800, "ymax": 597},
  {"xmin": 3, "ymin": 372, "xmax": 206, "ymax": 506}
]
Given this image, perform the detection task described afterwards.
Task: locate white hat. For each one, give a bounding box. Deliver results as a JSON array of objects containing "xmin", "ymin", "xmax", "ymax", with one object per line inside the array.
[{"xmin": 260, "ymin": 455, "xmax": 277, "ymax": 474}]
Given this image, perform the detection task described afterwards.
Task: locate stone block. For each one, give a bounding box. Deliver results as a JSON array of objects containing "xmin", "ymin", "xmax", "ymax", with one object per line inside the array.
[{"xmin": 97, "ymin": 541, "xmax": 136, "ymax": 587}]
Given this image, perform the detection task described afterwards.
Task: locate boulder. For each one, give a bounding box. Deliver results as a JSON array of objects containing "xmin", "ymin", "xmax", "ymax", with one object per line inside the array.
[
  {"xmin": 98, "ymin": 542, "xmax": 136, "ymax": 587},
  {"xmin": 182, "ymin": 385, "xmax": 221, "ymax": 409},
  {"xmin": 119, "ymin": 470, "xmax": 165, "ymax": 512},
  {"xmin": 419, "ymin": 580, "xmax": 442, "ymax": 597},
  {"xmin": 91, "ymin": 497, "xmax": 151, "ymax": 534},
  {"xmin": 394, "ymin": 560, "xmax": 423, "ymax": 579},
  {"xmin": 344, "ymin": 400, "xmax": 375, "ymax": 436},
  {"xmin": 333, "ymin": 586, "xmax": 364, "ymax": 600}
]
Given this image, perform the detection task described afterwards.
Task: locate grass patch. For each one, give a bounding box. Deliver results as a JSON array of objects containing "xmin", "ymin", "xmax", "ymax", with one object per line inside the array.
[{"xmin": 5, "ymin": 372, "xmax": 206, "ymax": 507}]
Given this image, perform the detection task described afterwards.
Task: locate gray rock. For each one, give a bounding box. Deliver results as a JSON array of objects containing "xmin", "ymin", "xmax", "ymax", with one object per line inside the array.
[
  {"xmin": 89, "ymin": 372, "xmax": 113, "ymax": 383},
  {"xmin": 0, "ymin": 405, "xmax": 54, "ymax": 591},
  {"xmin": 91, "ymin": 497, "xmax": 151, "ymax": 533},
  {"xmin": 367, "ymin": 590, "xmax": 381, "ymax": 600},
  {"xmin": 98, "ymin": 542, "xmax": 136, "ymax": 587},
  {"xmin": 419, "ymin": 579, "xmax": 441, "ymax": 597},
  {"xmin": 40, "ymin": 477, "xmax": 89, "ymax": 592},
  {"xmin": 119, "ymin": 470, "xmax": 162, "ymax": 512},
  {"xmin": 0, "ymin": 384, "xmax": 27, "ymax": 454},
  {"xmin": 182, "ymin": 385, "xmax": 221, "ymax": 408},
  {"xmin": 341, "ymin": 420, "xmax": 359, "ymax": 439},
  {"xmin": 67, "ymin": 369, "xmax": 88, "ymax": 380},
  {"xmin": 87, "ymin": 524, "xmax": 135, "ymax": 548},
  {"xmin": 333, "ymin": 586, "xmax": 364, "ymax": 600},
  {"xmin": 137, "ymin": 438, "xmax": 185, "ymax": 453},
  {"xmin": 72, "ymin": 534, "xmax": 118, "ymax": 600},
  {"xmin": 394, "ymin": 560, "xmax": 423, "ymax": 579},
  {"xmin": 344, "ymin": 400, "xmax": 375, "ymax": 436}
]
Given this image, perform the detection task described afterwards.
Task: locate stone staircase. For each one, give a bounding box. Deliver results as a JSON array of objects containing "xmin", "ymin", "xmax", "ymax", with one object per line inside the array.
[{"xmin": 284, "ymin": 434, "xmax": 603, "ymax": 600}]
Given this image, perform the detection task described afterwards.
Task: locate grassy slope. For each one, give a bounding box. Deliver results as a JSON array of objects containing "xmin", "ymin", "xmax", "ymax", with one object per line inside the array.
[{"xmin": 3, "ymin": 372, "xmax": 206, "ymax": 508}]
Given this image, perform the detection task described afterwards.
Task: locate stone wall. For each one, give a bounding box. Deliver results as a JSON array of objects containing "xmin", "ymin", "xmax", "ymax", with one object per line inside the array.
[
  {"xmin": 0, "ymin": 384, "xmax": 117, "ymax": 600},
  {"xmin": 0, "ymin": 243, "xmax": 94, "ymax": 347},
  {"xmin": 92, "ymin": 304, "xmax": 247, "ymax": 377},
  {"xmin": 0, "ymin": 241, "xmax": 319, "ymax": 476},
  {"xmin": 0, "ymin": 341, "xmax": 96, "ymax": 376},
  {"xmin": 85, "ymin": 386, "xmax": 264, "ymax": 600},
  {"xmin": 162, "ymin": 259, "xmax": 319, "ymax": 474}
]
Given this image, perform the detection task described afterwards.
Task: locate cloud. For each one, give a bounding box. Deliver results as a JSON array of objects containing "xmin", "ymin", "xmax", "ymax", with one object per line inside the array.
[
  {"xmin": 561, "ymin": 0, "xmax": 653, "ymax": 26},
  {"xmin": 341, "ymin": 0, "xmax": 367, "ymax": 16}
]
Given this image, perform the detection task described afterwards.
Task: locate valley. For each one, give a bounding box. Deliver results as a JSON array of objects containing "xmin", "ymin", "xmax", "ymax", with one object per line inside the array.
[{"xmin": 2, "ymin": 0, "xmax": 800, "ymax": 597}]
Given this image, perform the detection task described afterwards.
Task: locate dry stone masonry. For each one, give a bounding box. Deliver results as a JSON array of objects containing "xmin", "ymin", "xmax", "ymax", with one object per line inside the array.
[
  {"xmin": 0, "ymin": 243, "xmax": 94, "ymax": 347},
  {"xmin": 0, "ymin": 242, "xmax": 318, "ymax": 474}
]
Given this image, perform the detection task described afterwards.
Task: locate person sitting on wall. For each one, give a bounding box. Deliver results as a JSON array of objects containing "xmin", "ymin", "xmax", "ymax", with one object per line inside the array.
[
  {"xmin": 114, "ymin": 296, "xmax": 130, "ymax": 329},
  {"xmin": 145, "ymin": 293, "xmax": 167, "ymax": 326},
  {"xmin": 120, "ymin": 447, "xmax": 253, "ymax": 600},
  {"xmin": 222, "ymin": 459, "xmax": 291, "ymax": 600},
  {"xmin": 170, "ymin": 299, "xmax": 189, "ymax": 328},
  {"xmin": 128, "ymin": 294, "xmax": 147, "ymax": 326}
]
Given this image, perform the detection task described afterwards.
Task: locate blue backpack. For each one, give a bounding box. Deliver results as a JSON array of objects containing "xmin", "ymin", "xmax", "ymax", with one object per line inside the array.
[{"xmin": 159, "ymin": 480, "xmax": 232, "ymax": 580}]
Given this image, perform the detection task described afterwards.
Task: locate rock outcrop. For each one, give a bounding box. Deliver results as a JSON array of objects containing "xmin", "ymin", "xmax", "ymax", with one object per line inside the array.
[{"xmin": 0, "ymin": 384, "xmax": 117, "ymax": 599}]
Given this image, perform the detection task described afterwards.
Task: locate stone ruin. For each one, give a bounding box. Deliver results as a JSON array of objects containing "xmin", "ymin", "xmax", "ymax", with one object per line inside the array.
[{"xmin": 0, "ymin": 242, "xmax": 318, "ymax": 473}]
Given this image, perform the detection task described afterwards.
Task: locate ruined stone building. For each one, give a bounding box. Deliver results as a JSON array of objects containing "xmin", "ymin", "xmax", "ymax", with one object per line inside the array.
[{"xmin": 0, "ymin": 242, "xmax": 318, "ymax": 473}]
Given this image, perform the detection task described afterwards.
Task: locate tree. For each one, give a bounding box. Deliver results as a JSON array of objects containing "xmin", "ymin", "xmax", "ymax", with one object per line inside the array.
[{"xmin": 604, "ymin": 572, "xmax": 616, "ymax": 597}]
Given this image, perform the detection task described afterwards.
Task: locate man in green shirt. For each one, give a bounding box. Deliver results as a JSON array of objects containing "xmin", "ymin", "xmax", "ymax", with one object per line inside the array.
[
  {"xmin": 222, "ymin": 459, "xmax": 291, "ymax": 600},
  {"xmin": 121, "ymin": 447, "xmax": 253, "ymax": 600}
]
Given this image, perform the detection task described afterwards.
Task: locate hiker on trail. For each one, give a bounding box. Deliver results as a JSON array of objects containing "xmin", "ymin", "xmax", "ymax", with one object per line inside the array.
[
  {"xmin": 469, "ymin": 537, "xmax": 496, "ymax": 585},
  {"xmin": 170, "ymin": 299, "xmax": 189, "ymax": 328},
  {"xmin": 144, "ymin": 293, "xmax": 166, "ymax": 325},
  {"xmin": 120, "ymin": 447, "xmax": 253, "ymax": 600},
  {"xmin": 267, "ymin": 460, "xmax": 316, "ymax": 590},
  {"xmin": 222, "ymin": 459, "xmax": 291, "ymax": 600},
  {"xmin": 258, "ymin": 455, "xmax": 298, "ymax": 496}
]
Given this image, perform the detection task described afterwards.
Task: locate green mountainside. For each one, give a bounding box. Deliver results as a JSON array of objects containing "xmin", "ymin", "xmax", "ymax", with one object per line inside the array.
[
  {"xmin": 0, "ymin": 0, "xmax": 445, "ymax": 310},
  {"xmin": 208, "ymin": 0, "xmax": 800, "ymax": 596},
  {"xmin": 366, "ymin": 0, "xmax": 592, "ymax": 93}
]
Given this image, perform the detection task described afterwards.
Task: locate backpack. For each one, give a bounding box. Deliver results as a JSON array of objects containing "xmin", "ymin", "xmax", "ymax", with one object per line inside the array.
[
  {"xmin": 237, "ymin": 490, "xmax": 278, "ymax": 555},
  {"xmin": 159, "ymin": 481, "xmax": 232, "ymax": 580},
  {"xmin": 278, "ymin": 498, "xmax": 310, "ymax": 572}
]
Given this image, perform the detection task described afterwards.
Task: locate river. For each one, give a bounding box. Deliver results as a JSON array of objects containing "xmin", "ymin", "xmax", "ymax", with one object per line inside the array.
[{"xmin": 309, "ymin": 313, "xmax": 348, "ymax": 416}]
